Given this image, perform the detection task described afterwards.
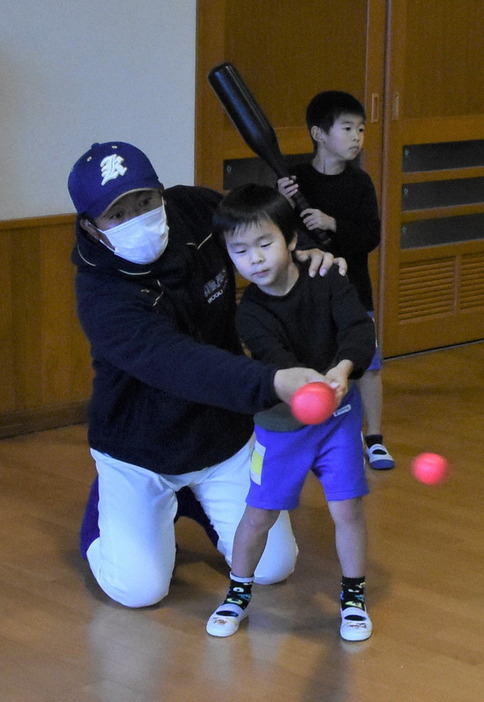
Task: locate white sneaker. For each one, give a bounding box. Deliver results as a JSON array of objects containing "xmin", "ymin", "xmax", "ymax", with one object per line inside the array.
[
  {"xmin": 366, "ymin": 443, "xmax": 395, "ymax": 470},
  {"xmin": 206, "ymin": 603, "xmax": 248, "ymax": 637},
  {"xmin": 340, "ymin": 606, "xmax": 373, "ymax": 641}
]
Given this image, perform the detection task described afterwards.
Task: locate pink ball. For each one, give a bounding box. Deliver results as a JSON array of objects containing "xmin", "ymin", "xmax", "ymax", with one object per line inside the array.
[
  {"xmin": 290, "ymin": 382, "xmax": 337, "ymax": 425},
  {"xmin": 411, "ymin": 453, "xmax": 449, "ymax": 485}
]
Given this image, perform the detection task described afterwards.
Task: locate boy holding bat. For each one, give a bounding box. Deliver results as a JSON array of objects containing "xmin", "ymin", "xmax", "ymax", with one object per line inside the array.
[
  {"xmin": 278, "ymin": 91, "xmax": 394, "ymax": 471},
  {"xmin": 206, "ymin": 183, "xmax": 375, "ymax": 642}
]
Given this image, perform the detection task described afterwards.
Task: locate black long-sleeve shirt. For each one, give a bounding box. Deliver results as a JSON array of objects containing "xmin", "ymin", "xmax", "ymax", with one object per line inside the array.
[
  {"xmin": 291, "ymin": 162, "xmax": 380, "ymax": 311},
  {"xmin": 236, "ymin": 262, "xmax": 375, "ymax": 431},
  {"xmin": 236, "ymin": 263, "xmax": 375, "ymax": 375}
]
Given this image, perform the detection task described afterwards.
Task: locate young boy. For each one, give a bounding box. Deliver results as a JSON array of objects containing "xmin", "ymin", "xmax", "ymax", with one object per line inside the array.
[
  {"xmin": 278, "ymin": 91, "xmax": 394, "ymax": 470},
  {"xmin": 206, "ymin": 184, "xmax": 376, "ymax": 642}
]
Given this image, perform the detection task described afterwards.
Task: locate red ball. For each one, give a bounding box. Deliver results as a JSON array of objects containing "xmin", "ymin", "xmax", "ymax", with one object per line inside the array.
[
  {"xmin": 290, "ymin": 382, "xmax": 337, "ymax": 425},
  {"xmin": 411, "ymin": 453, "xmax": 449, "ymax": 485}
]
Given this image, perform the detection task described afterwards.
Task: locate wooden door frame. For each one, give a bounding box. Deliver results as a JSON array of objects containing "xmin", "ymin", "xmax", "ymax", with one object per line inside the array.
[{"xmin": 195, "ymin": 0, "xmax": 226, "ymax": 191}]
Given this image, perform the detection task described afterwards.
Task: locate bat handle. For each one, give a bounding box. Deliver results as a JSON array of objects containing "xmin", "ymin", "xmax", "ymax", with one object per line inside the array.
[
  {"xmin": 291, "ymin": 188, "xmax": 313, "ymax": 213},
  {"xmin": 289, "ymin": 183, "xmax": 333, "ymax": 249}
]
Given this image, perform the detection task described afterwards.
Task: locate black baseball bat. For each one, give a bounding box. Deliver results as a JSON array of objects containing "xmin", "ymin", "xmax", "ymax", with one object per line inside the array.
[{"xmin": 208, "ymin": 62, "xmax": 332, "ymax": 249}]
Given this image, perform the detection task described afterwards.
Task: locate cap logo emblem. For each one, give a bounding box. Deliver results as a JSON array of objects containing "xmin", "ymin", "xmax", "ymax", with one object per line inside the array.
[{"xmin": 100, "ymin": 155, "xmax": 128, "ymax": 186}]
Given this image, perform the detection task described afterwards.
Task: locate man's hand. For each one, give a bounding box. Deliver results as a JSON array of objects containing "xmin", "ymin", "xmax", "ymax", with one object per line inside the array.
[
  {"xmin": 294, "ymin": 249, "xmax": 347, "ymax": 278},
  {"xmin": 273, "ymin": 367, "xmax": 326, "ymax": 404}
]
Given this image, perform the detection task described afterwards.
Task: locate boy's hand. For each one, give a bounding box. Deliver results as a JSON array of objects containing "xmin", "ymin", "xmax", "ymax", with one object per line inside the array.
[
  {"xmin": 324, "ymin": 360, "xmax": 354, "ymax": 404},
  {"xmin": 273, "ymin": 367, "xmax": 327, "ymax": 404},
  {"xmin": 294, "ymin": 249, "xmax": 347, "ymax": 277},
  {"xmin": 301, "ymin": 208, "xmax": 336, "ymax": 233},
  {"xmin": 277, "ymin": 176, "xmax": 299, "ymax": 202}
]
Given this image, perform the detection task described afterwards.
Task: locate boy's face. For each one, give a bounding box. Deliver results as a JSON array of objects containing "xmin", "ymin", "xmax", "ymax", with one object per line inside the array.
[
  {"xmin": 315, "ymin": 113, "xmax": 365, "ymax": 162},
  {"xmin": 224, "ymin": 219, "xmax": 297, "ymax": 296}
]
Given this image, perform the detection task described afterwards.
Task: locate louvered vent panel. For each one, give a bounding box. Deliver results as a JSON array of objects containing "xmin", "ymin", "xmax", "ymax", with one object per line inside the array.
[
  {"xmin": 398, "ymin": 259, "xmax": 455, "ymax": 321},
  {"xmin": 460, "ymin": 253, "xmax": 484, "ymax": 311}
]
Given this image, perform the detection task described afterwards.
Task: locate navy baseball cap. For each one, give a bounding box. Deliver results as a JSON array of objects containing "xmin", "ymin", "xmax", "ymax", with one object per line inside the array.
[{"xmin": 68, "ymin": 141, "xmax": 163, "ymax": 218}]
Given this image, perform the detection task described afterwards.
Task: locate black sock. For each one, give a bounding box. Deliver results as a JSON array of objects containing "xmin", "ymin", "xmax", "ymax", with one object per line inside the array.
[
  {"xmin": 340, "ymin": 576, "xmax": 366, "ymax": 612},
  {"xmin": 218, "ymin": 574, "xmax": 253, "ymax": 614},
  {"xmin": 365, "ymin": 434, "xmax": 383, "ymax": 448}
]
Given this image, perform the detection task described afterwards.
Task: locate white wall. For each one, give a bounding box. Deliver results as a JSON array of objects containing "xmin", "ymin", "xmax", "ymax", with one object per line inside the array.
[{"xmin": 0, "ymin": 0, "xmax": 197, "ymax": 219}]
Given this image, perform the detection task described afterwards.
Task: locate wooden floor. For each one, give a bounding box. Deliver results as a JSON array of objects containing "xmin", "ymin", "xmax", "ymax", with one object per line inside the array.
[{"xmin": 1, "ymin": 343, "xmax": 483, "ymax": 702}]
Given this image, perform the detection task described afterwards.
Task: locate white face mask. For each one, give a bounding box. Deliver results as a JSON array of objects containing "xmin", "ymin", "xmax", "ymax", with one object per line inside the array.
[{"xmin": 97, "ymin": 204, "xmax": 169, "ymax": 264}]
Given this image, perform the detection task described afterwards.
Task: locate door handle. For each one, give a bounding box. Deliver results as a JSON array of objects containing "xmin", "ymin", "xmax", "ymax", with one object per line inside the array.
[{"xmin": 370, "ymin": 93, "xmax": 380, "ymax": 123}]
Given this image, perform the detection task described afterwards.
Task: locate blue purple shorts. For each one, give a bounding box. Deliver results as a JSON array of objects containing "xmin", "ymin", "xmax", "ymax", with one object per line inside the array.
[{"xmin": 247, "ymin": 384, "xmax": 368, "ymax": 510}]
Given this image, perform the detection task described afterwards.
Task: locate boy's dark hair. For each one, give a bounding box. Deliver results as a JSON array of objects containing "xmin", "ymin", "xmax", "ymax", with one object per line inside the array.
[
  {"xmin": 306, "ymin": 91, "xmax": 366, "ymax": 149},
  {"xmin": 213, "ymin": 183, "xmax": 301, "ymax": 245}
]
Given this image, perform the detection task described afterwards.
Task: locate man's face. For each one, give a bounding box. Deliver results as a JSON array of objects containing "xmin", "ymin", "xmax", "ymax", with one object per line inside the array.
[
  {"xmin": 81, "ymin": 188, "xmax": 164, "ymax": 248},
  {"xmin": 94, "ymin": 189, "xmax": 164, "ymax": 230}
]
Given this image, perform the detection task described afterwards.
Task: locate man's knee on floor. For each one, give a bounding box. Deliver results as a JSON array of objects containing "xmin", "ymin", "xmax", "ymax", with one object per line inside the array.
[{"xmin": 93, "ymin": 561, "xmax": 172, "ymax": 608}]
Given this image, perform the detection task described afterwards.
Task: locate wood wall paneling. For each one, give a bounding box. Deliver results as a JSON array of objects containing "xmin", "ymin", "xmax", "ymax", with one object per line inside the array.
[
  {"xmin": 0, "ymin": 230, "xmax": 16, "ymax": 414},
  {"xmin": 0, "ymin": 216, "xmax": 91, "ymax": 438}
]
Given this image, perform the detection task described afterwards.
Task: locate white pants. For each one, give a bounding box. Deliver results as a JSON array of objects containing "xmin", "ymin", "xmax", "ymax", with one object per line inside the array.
[{"xmin": 88, "ymin": 438, "xmax": 298, "ymax": 607}]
